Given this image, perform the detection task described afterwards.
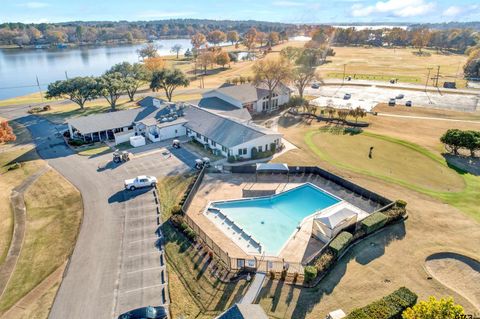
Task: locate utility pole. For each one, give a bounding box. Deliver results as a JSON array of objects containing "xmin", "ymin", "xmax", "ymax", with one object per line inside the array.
[
  {"xmin": 65, "ymin": 70, "xmax": 69, "ymax": 80},
  {"xmin": 342, "ymin": 64, "xmax": 346, "ymax": 86},
  {"xmin": 435, "ymin": 65, "xmax": 440, "ymax": 87},
  {"xmin": 36, "ymin": 75, "xmax": 44, "ymax": 103},
  {"xmin": 425, "ymin": 68, "xmax": 432, "ymax": 92}
]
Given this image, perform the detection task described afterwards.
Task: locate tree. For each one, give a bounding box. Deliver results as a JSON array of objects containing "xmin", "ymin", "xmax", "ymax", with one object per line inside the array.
[
  {"xmin": 207, "ymin": 30, "xmax": 226, "ymax": 46},
  {"xmin": 253, "ymin": 57, "xmax": 293, "ymax": 110},
  {"xmin": 267, "ymin": 32, "xmax": 280, "ymax": 47},
  {"xmin": 227, "ymin": 30, "xmax": 239, "ymax": 45},
  {"xmin": 137, "ymin": 43, "xmax": 159, "ymax": 59},
  {"xmin": 243, "ymin": 27, "xmax": 257, "ymax": 51},
  {"xmin": 106, "ymin": 62, "xmax": 147, "ymax": 101},
  {"xmin": 197, "ymin": 51, "xmax": 216, "ymax": 74},
  {"xmin": 170, "ymin": 44, "xmax": 183, "ymax": 59},
  {"xmin": 412, "ymin": 28, "xmax": 432, "ymax": 53},
  {"xmin": 280, "ymin": 46, "xmax": 302, "ymax": 62},
  {"xmin": 349, "ymin": 107, "xmax": 367, "ymax": 123},
  {"xmin": 216, "ymin": 51, "xmax": 230, "ymax": 68},
  {"xmin": 184, "ymin": 48, "xmax": 193, "ymax": 59},
  {"xmin": 256, "ymin": 31, "xmax": 266, "ymax": 47},
  {"xmin": 0, "ymin": 121, "xmax": 16, "ymax": 143},
  {"xmin": 45, "ymin": 77, "xmax": 98, "ymax": 109},
  {"xmin": 402, "ymin": 296, "xmax": 464, "ymax": 319},
  {"xmin": 95, "ymin": 73, "xmax": 126, "ymax": 110},
  {"xmin": 150, "ymin": 69, "xmax": 190, "ymax": 102},
  {"xmin": 190, "ymin": 32, "xmax": 206, "ymax": 50},
  {"xmin": 293, "ymin": 66, "xmax": 318, "ymax": 98},
  {"xmin": 464, "ymin": 48, "xmax": 480, "ymax": 79},
  {"xmin": 143, "ymin": 57, "xmax": 166, "ymax": 73},
  {"xmin": 290, "ymin": 48, "xmax": 324, "ymax": 98},
  {"xmin": 440, "ymin": 129, "xmax": 463, "ymax": 155}
]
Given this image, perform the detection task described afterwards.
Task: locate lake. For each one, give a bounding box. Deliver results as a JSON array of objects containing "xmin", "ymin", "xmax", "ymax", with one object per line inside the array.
[{"xmin": 0, "ymin": 38, "xmax": 194, "ymax": 100}]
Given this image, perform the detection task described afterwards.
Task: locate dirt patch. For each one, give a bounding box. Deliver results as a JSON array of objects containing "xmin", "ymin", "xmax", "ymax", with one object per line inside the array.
[{"xmin": 425, "ymin": 252, "xmax": 480, "ymax": 311}]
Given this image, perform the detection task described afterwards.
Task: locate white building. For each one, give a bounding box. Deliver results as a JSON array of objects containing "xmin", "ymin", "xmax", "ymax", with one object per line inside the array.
[
  {"xmin": 66, "ymin": 97, "xmax": 283, "ymax": 160},
  {"xmin": 200, "ymin": 82, "xmax": 291, "ymax": 114}
]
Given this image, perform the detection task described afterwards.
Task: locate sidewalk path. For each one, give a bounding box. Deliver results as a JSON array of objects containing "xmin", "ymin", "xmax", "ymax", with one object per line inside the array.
[{"xmin": 240, "ymin": 272, "xmax": 266, "ymax": 305}]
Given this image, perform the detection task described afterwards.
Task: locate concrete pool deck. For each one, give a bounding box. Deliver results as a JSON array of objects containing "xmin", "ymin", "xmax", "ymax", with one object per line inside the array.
[{"xmin": 187, "ymin": 173, "xmax": 383, "ymax": 264}]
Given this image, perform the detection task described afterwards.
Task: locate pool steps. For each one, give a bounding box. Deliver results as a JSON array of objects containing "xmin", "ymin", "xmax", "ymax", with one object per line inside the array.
[{"xmin": 206, "ymin": 207, "xmax": 263, "ymax": 254}]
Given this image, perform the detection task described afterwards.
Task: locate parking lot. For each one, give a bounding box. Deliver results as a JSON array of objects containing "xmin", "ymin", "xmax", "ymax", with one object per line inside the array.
[
  {"xmin": 305, "ymin": 85, "xmax": 479, "ymax": 112},
  {"xmin": 114, "ymin": 188, "xmax": 168, "ymax": 317}
]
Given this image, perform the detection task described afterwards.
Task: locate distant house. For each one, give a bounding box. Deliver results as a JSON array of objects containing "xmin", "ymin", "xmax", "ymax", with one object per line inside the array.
[
  {"xmin": 200, "ymin": 83, "xmax": 291, "ymax": 114},
  {"xmin": 66, "ymin": 97, "xmax": 282, "ymax": 160}
]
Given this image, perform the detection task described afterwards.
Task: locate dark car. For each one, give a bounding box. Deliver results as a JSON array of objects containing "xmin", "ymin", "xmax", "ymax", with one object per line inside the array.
[
  {"xmin": 311, "ymin": 82, "xmax": 320, "ymax": 89},
  {"xmin": 118, "ymin": 306, "xmax": 167, "ymax": 319},
  {"xmin": 405, "ymin": 100, "xmax": 412, "ymax": 107},
  {"xmin": 396, "ymin": 94, "xmax": 404, "ymax": 99},
  {"xmin": 343, "ymin": 93, "xmax": 351, "ymax": 100},
  {"xmin": 388, "ymin": 98, "xmax": 396, "ymax": 106}
]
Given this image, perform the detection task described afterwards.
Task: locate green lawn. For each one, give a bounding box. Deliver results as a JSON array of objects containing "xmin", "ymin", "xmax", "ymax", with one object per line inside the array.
[
  {"xmin": 278, "ymin": 128, "xmax": 480, "ymax": 222},
  {"xmin": 0, "ymin": 170, "xmax": 82, "ymax": 313},
  {"xmin": 76, "ymin": 144, "xmax": 111, "ymax": 157}
]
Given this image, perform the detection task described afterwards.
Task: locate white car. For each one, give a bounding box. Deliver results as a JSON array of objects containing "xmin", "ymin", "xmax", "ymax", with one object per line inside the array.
[{"xmin": 124, "ymin": 175, "xmax": 157, "ymax": 191}]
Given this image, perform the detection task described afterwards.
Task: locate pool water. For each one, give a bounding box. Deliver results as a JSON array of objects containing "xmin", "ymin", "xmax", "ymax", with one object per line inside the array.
[{"xmin": 211, "ymin": 183, "xmax": 341, "ymax": 256}]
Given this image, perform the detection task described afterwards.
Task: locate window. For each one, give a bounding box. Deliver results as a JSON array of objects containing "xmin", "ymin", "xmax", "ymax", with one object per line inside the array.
[
  {"xmin": 211, "ymin": 141, "xmax": 216, "ymax": 147},
  {"xmin": 196, "ymin": 133, "xmax": 201, "ymax": 138},
  {"xmin": 175, "ymin": 129, "xmax": 178, "ymax": 134},
  {"xmin": 258, "ymin": 146, "xmax": 263, "ymax": 152},
  {"xmin": 265, "ymin": 144, "xmax": 268, "ymax": 150},
  {"xmin": 203, "ymin": 136, "xmax": 209, "ymax": 143},
  {"xmin": 237, "ymin": 148, "xmax": 247, "ymax": 156},
  {"xmin": 243, "ymin": 148, "xmax": 247, "ymax": 155},
  {"xmin": 186, "ymin": 129, "xmax": 191, "ymax": 134},
  {"xmin": 222, "ymin": 146, "xmax": 228, "ymax": 152}
]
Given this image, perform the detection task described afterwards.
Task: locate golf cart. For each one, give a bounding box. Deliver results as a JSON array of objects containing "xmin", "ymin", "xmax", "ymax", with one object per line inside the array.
[
  {"xmin": 113, "ymin": 149, "xmax": 131, "ymax": 163},
  {"xmin": 194, "ymin": 157, "xmax": 211, "ymax": 170},
  {"xmin": 172, "ymin": 139, "xmax": 181, "ymax": 149}
]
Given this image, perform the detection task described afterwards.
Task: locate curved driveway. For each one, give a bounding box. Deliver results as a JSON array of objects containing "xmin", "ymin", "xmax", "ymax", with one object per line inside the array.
[{"xmin": 5, "ymin": 112, "xmax": 191, "ymax": 318}]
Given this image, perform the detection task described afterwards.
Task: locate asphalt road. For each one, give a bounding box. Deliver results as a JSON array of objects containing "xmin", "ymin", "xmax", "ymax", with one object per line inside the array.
[{"xmin": 3, "ymin": 112, "xmax": 192, "ymax": 318}]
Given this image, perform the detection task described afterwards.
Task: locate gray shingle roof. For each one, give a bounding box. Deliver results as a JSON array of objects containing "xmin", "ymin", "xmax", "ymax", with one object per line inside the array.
[
  {"xmin": 206, "ymin": 83, "xmax": 291, "ymax": 104},
  {"xmin": 67, "ymin": 104, "xmax": 177, "ymax": 134},
  {"xmin": 184, "ymin": 106, "xmax": 279, "ymax": 148},
  {"xmin": 197, "ymin": 97, "xmax": 239, "ymax": 111}
]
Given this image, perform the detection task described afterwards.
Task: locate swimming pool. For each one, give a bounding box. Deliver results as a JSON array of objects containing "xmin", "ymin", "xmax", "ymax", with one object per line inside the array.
[{"xmin": 210, "ymin": 183, "xmax": 341, "ymax": 256}]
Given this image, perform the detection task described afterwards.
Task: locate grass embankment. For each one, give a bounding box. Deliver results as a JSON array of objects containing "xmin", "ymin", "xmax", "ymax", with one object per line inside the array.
[
  {"xmin": 156, "ymin": 175, "xmax": 248, "ymax": 319},
  {"xmin": 0, "ymin": 121, "xmax": 42, "ymax": 265},
  {"xmin": 0, "ymin": 92, "xmax": 46, "ymax": 107},
  {"xmin": 321, "ymin": 46, "xmax": 468, "ymax": 88},
  {"xmin": 0, "ymin": 169, "xmax": 83, "ymax": 314}
]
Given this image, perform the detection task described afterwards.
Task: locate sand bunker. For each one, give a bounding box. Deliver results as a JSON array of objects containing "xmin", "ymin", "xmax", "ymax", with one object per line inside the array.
[{"xmin": 425, "ymin": 252, "xmax": 480, "ymax": 310}]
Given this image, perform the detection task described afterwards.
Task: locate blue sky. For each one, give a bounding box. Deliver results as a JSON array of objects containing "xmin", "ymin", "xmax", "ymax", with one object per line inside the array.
[{"xmin": 0, "ymin": 0, "xmax": 479, "ymax": 24}]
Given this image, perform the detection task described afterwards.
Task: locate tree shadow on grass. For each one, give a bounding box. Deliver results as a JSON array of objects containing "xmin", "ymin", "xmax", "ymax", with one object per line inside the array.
[
  {"xmin": 214, "ymin": 280, "xmax": 243, "ymax": 312},
  {"xmin": 287, "ymin": 222, "xmax": 406, "ymax": 319}
]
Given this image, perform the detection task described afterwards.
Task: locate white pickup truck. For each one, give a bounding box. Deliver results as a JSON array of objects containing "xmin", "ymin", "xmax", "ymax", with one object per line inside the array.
[{"xmin": 124, "ymin": 175, "xmax": 158, "ymax": 191}]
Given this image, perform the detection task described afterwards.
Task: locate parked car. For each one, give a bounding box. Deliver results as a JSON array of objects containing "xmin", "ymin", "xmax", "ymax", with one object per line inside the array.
[
  {"xmin": 343, "ymin": 93, "xmax": 351, "ymax": 100},
  {"xmin": 396, "ymin": 94, "xmax": 404, "ymax": 99},
  {"xmin": 124, "ymin": 175, "xmax": 158, "ymax": 191},
  {"xmin": 405, "ymin": 100, "xmax": 412, "ymax": 107},
  {"xmin": 118, "ymin": 306, "xmax": 167, "ymax": 319},
  {"xmin": 172, "ymin": 139, "xmax": 181, "ymax": 149},
  {"xmin": 388, "ymin": 98, "xmax": 396, "ymax": 106},
  {"xmin": 311, "ymin": 82, "xmax": 320, "ymax": 89}
]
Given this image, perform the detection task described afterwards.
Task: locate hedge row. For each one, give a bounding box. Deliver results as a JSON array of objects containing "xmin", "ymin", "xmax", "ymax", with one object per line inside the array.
[
  {"xmin": 345, "ymin": 287, "xmax": 418, "ymax": 319},
  {"xmin": 361, "ymin": 212, "xmax": 388, "ymax": 234},
  {"xmin": 171, "ymin": 214, "xmax": 197, "ymax": 241},
  {"xmin": 329, "ymin": 231, "xmax": 353, "ymax": 256}
]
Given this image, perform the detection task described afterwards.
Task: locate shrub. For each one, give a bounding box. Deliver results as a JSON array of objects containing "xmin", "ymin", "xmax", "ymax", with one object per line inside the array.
[
  {"xmin": 280, "ymin": 269, "xmax": 287, "ymax": 281},
  {"xmin": 171, "ymin": 204, "xmax": 183, "ymax": 215},
  {"xmin": 395, "ymin": 200, "xmax": 407, "ymax": 209},
  {"xmin": 383, "ymin": 207, "xmax": 406, "ymax": 222},
  {"xmin": 345, "ymin": 287, "xmax": 417, "ymax": 319},
  {"xmin": 293, "ymin": 272, "xmax": 299, "ymax": 282},
  {"xmin": 43, "ymin": 105, "xmax": 51, "ymax": 111},
  {"xmin": 179, "ymin": 222, "xmax": 188, "ymax": 231},
  {"xmin": 361, "ymin": 212, "xmax": 388, "ymax": 234},
  {"xmin": 328, "ymin": 231, "xmax": 353, "ymax": 256},
  {"xmin": 227, "ymin": 155, "xmax": 235, "ymax": 163},
  {"xmin": 69, "ymin": 139, "xmax": 85, "ymax": 146},
  {"xmin": 7, "ymin": 162, "xmax": 21, "ymax": 171},
  {"xmin": 185, "ymin": 228, "xmax": 197, "ymax": 241},
  {"xmin": 314, "ymin": 251, "xmax": 334, "ymax": 272},
  {"xmin": 270, "ymin": 143, "xmax": 277, "ymax": 153},
  {"xmin": 170, "ymin": 214, "xmax": 184, "ymax": 227},
  {"xmin": 304, "ymin": 266, "xmax": 317, "ymax": 283}
]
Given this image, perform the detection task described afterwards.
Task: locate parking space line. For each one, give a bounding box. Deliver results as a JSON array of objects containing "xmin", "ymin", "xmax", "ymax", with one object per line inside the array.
[
  {"xmin": 128, "ymin": 236, "xmax": 159, "ymax": 244},
  {"xmin": 126, "ymin": 265, "xmax": 164, "ymax": 275},
  {"xmin": 126, "ymin": 215, "xmax": 158, "ymax": 221},
  {"xmin": 127, "ymin": 251, "xmax": 159, "ymax": 259},
  {"xmin": 120, "ymin": 283, "xmax": 165, "ymax": 295}
]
